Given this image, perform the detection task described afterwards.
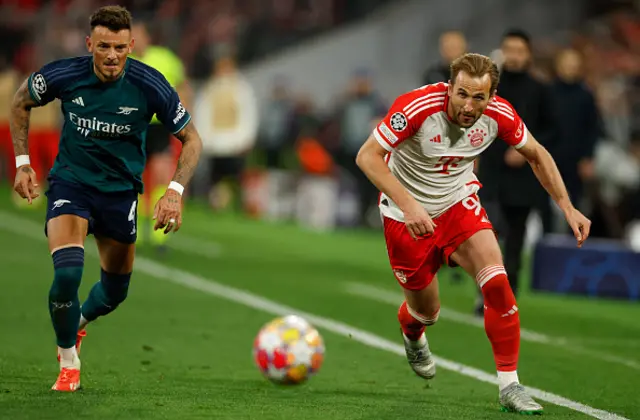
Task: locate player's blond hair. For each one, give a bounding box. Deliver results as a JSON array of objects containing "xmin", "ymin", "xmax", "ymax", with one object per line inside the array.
[
  {"xmin": 90, "ymin": 5, "xmax": 132, "ymax": 32},
  {"xmin": 450, "ymin": 53, "xmax": 500, "ymax": 94}
]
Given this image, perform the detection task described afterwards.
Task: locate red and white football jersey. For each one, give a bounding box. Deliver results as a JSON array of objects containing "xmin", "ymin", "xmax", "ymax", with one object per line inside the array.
[{"xmin": 373, "ymin": 82, "xmax": 528, "ymax": 221}]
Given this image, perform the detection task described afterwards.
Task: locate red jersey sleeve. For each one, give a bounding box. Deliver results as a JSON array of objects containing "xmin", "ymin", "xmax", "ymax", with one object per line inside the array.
[
  {"xmin": 485, "ymin": 96, "xmax": 528, "ymax": 149},
  {"xmin": 373, "ymin": 83, "xmax": 447, "ymax": 151}
]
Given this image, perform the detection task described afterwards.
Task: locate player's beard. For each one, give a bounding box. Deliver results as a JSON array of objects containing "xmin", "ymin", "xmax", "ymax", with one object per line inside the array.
[
  {"xmin": 457, "ymin": 110, "xmax": 478, "ymax": 127},
  {"xmin": 101, "ymin": 60, "xmax": 123, "ymax": 80}
]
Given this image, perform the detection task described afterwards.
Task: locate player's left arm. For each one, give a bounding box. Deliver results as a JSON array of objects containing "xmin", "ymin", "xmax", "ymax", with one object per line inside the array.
[
  {"xmin": 151, "ymin": 120, "xmax": 202, "ymax": 234},
  {"xmin": 516, "ymin": 132, "xmax": 591, "ymax": 247},
  {"xmin": 496, "ymin": 99, "xmax": 591, "ymax": 247},
  {"xmin": 172, "ymin": 121, "xmax": 203, "ymax": 191},
  {"xmin": 150, "ymin": 72, "xmax": 203, "ymax": 234}
]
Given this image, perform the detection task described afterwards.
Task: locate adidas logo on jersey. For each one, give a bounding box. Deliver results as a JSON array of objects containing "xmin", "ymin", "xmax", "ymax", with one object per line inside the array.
[
  {"xmin": 72, "ymin": 97, "xmax": 84, "ymax": 106},
  {"xmin": 429, "ymin": 134, "xmax": 442, "ymax": 143},
  {"xmin": 69, "ymin": 112, "xmax": 132, "ymax": 137}
]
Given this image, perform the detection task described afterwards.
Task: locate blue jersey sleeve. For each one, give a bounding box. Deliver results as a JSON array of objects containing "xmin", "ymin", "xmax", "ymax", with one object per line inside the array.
[
  {"xmin": 154, "ymin": 85, "xmax": 191, "ymax": 134},
  {"xmin": 128, "ymin": 61, "xmax": 191, "ymax": 134},
  {"xmin": 27, "ymin": 57, "xmax": 88, "ymax": 106}
]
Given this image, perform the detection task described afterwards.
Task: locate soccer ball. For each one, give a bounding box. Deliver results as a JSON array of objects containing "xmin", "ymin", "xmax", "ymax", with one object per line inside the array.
[{"xmin": 253, "ymin": 315, "xmax": 325, "ymax": 385}]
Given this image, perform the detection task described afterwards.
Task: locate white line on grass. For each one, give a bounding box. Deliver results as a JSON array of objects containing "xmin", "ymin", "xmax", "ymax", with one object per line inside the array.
[
  {"xmin": 0, "ymin": 211, "xmax": 628, "ymax": 420},
  {"xmin": 171, "ymin": 235, "xmax": 223, "ymax": 259},
  {"xmin": 345, "ymin": 281, "xmax": 640, "ymax": 371}
]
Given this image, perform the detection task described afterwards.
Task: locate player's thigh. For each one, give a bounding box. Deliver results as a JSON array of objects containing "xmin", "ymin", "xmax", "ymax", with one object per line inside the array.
[
  {"xmin": 403, "ymin": 274, "xmax": 440, "ymax": 317},
  {"xmin": 45, "ymin": 179, "xmax": 91, "ymax": 252},
  {"xmin": 47, "ymin": 215, "xmax": 89, "ymax": 252},
  {"xmin": 92, "ymin": 191, "xmax": 139, "ymax": 246},
  {"xmin": 95, "ymin": 235, "xmax": 135, "ymax": 274},
  {"xmin": 439, "ymin": 194, "xmax": 502, "ymax": 279},
  {"xmin": 449, "ymin": 229, "xmax": 503, "ymax": 281},
  {"xmin": 384, "ymin": 216, "xmax": 441, "ymax": 312}
]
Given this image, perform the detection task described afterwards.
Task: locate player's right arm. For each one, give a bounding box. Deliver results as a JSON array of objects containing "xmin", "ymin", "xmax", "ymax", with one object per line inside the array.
[
  {"xmin": 356, "ymin": 89, "xmax": 438, "ymax": 239},
  {"xmin": 11, "ymin": 58, "xmax": 74, "ymax": 203},
  {"xmin": 10, "ymin": 77, "xmax": 40, "ymax": 203}
]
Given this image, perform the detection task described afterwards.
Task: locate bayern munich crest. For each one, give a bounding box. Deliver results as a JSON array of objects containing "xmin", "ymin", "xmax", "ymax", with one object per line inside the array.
[
  {"xmin": 468, "ymin": 128, "xmax": 486, "ymax": 147},
  {"xmin": 390, "ymin": 112, "xmax": 407, "ymax": 132}
]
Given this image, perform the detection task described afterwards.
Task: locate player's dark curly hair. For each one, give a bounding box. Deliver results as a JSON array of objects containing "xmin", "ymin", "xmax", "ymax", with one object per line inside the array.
[
  {"xmin": 90, "ymin": 5, "xmax": 132, "ymax": 32},
  {"xmin": 450, "ymin": 53, "xmax": 500, "ymax": 95}
]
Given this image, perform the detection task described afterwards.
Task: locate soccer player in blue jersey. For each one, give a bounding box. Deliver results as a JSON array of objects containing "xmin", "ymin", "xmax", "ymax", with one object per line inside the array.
[{"xmin": 9, "ymin": 6, "xmax": 203, "ymax": 391}]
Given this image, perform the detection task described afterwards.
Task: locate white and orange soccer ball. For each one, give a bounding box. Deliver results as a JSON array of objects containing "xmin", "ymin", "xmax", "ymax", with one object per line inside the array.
[{"xmin": 253, "ymin": 315, "xmax": 325, "ymax": 385}]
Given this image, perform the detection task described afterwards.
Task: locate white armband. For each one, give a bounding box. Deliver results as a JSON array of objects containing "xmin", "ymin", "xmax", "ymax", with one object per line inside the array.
[
  {"xmin": 15, "ymin": 155, "xmax": 30, "ymax": 168},
  {"xmin": 168, "ymin": 181, "xmax": 184, "ymax": 195}
]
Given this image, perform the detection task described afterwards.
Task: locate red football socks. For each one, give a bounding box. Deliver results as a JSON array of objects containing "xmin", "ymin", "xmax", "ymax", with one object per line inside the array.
[{"xmin": 477, "ymin": 265, "xmax": 520, "ymax": 372}]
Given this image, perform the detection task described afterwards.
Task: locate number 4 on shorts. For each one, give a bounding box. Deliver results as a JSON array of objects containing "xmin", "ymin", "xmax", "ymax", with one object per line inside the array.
[{"xmin": 128, "ymin": 200, "xmax": 137, "ymax": 234}]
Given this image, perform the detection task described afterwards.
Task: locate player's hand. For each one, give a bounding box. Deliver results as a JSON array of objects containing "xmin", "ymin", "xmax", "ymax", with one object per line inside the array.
[
  {"xmin": 13, "ymin": 165, "xmax": 39, "ymax": 204},
  {"xmin": 153, "ymin": 189, "xmax": 182, "ymax": 234},
  {"xmin": 563, "ymin": 206, "xmax": 591, "ymax": 248},
  {"xmin": 404, "ymin": 200, "xmax": 437, "ymax": 240}
]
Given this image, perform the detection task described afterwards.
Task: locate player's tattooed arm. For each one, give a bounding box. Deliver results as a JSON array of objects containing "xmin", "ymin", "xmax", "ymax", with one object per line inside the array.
[
  {"xmin": 172, "ymin": 121, "xmax": 203, "ymax": 188},
  {"xmin": 10, "ymin": 78, "xmax": 38, "ymax": 157}
]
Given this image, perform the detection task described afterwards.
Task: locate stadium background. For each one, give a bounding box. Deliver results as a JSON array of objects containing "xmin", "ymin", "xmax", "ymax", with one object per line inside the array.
[{"xmin": 0, "ymin": 1, "xmax": 639, "ymax": 419}]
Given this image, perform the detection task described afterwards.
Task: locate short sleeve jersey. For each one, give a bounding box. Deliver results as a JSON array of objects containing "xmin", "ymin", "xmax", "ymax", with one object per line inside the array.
[
  {"xmin": 372, "ymin": 82, "xmax": 528, "ymax": 220},
  {"xmin": 130, "ymin": 46, "xmax": 186, "ymax": 125},
  {"xmin": 27, "ymin": 56, "xmax": 191, "ymax": 193}
]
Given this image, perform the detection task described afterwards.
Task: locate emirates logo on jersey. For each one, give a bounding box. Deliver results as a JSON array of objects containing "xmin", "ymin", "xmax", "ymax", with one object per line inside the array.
[{"xmin": 468, "ymin": 128, "xmax": 487, "ymax": 147}]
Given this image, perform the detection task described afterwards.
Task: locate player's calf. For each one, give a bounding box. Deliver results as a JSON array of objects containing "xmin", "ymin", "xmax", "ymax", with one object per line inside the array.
[
  {"xmin": 477, "ymin": 265, "xmax": 521, "ymax": 390},
  {"xmin": 80, "ymin": 269, "xmax": 131, "ymax": 325},
  {"xmin": 50, "ymin": 246, "xmax": 84, "ymax": 361},
  {"xmin": 49, "ymin": 246, "xmax": 83, "ymax": 392},
  {"xmin": 398, "ymin": 301, "xmax": 438, "ymax": 379}
]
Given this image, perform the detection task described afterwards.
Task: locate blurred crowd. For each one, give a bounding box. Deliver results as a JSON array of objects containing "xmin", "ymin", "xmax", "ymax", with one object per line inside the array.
[
  {"xmin": 0, "ymin": 0, "xmax": 639, "ymax": 246},
  {"xmin": 0, "ymin": 0, "xmax": 391, "ymax": 77}
]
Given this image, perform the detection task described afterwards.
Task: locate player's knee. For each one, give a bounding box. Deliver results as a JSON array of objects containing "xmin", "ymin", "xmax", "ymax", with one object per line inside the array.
[
  {"xmin": 100, "ymin": 270, "xmax": 131, "ymax": 307},
  {"xmin": 50, "ymin": 246, "xmax": 84, "ymax": 300},
  {"xmin": 407, "ymin": 303, "xmax": 440, "ymax": 326}
]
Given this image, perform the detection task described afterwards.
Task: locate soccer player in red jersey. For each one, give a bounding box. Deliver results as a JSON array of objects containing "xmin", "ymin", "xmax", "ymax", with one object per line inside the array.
[{"xmin": 356, "ymin": 53, "xmax": 591, "ymax": 414}]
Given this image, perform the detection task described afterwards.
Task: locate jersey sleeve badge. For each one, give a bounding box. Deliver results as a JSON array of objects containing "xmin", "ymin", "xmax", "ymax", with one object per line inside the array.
[{"xmin": 390, "ymin": 112, "xmax": 408, "ymax": 132}]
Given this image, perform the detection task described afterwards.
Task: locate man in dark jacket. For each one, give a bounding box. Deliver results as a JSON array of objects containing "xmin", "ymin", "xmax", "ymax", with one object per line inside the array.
[
  {"xmin": 422, "ymin": 31, "xmax": 467, "ymax": 85},
  {"xmin": 548, "ymin": 48, "xmax": 600, "ymax": 207},
  {"xmin": 477, "ymin": 29, "xmax": 556, "ymax": 311}
]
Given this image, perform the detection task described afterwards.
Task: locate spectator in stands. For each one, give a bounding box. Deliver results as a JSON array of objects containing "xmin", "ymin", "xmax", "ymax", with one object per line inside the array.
[
  {"xmin": 193, "ymin": 52, "xmax": 259, "ymax": 212},
  {"xmin": 593, "ymin": 129, "xmax": 640, "ymax": 238},
  {"xmin": 335, "ymin": 68, "xmax": 386, "ymax": 227},
  {"xmin": 548, "ymin": 48, "xmax": 601, "ymax": 221},
  {"xmin": 422, "ymin": 30, "xmax": 467, "ymax": 85},
  {"xmin": 292, "ymin": 93, "xmax": 338, "ymax": 231},
  {"xmin": 258, "ymin": 76, "xmax": 295, "ymax": 170},
  {"xmin": 625, "ymin": 131, "xmax": 640, "ymax": 225},
  {"xmin": 476, "ymin": 29, "xmax": 556, "ymax": 314},
  {"xmin": 257, "ymin": 77, "xmax": 296, "ymax": 221}
]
